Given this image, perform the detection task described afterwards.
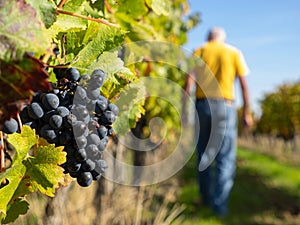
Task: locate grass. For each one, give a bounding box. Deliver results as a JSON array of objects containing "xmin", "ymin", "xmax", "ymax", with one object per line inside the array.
[{"xmin": 176, "ymin": 147, "xmax": 300, "ymax": 225}]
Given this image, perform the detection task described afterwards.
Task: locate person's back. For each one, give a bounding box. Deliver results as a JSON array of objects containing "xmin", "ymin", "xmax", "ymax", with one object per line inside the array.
[
  {"xmin": 194, "ymin": 37, "xmax": 249, "ymax": 101},
  {"xmin": 183, "ymin": 27, "xmax": 253, "ymax": 216}
]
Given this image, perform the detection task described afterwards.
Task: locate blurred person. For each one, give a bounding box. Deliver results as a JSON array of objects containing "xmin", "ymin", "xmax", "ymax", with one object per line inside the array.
[{"xmin": 183, "ymin": 27, "xmax": 253, "ymax": 216}]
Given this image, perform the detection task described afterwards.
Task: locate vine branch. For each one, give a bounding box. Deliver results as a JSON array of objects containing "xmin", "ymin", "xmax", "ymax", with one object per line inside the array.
[
  {"xmin": 58, "ymin": 0, "xmax": 68, "ymax": 9},
  {"xmin": 0, "ymin": 131, "xmax": 4, "ymax": 172},
  {"xmin": 56, "ymin": 9, "xmax": 118, "ymax": 27}
]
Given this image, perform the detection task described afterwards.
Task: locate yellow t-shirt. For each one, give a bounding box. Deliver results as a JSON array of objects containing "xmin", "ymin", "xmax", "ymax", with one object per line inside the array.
[{"xmin": 194, "ymin": 41, "xmax": 249, "ymax": 100}]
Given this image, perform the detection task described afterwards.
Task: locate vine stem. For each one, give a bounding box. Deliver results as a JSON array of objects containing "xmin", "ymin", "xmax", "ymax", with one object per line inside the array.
[
  {"xmin": 0, "ymin": 131, "xmax": 4, "ymax": 172},
  {"xmin": 104, "ymin": 0, "xmax": 112, "ymax": 13},
  {"xmin": 56, "ymin": 9, "xmax": 118, "ymax": 27},
  {"xmin": 58, "ymin": 0, "xmax": 68, "ymax": 9},
  {"xmin": 16, "ymin": 112, "xmax": 22, "ymax": 131}
]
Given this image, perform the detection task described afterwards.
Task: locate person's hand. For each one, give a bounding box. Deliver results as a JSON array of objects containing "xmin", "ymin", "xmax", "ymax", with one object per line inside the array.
[{"xmin": 242, "ymin": 111, "xmax": 253, "ymax": 128}]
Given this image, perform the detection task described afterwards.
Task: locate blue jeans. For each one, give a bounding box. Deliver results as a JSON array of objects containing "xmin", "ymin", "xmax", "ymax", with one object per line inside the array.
[{"xmin": 195, "ymin": 98, "xmax": 237, "ymax": 215}]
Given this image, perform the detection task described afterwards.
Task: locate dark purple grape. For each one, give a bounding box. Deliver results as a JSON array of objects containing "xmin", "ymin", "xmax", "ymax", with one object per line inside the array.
[
  {"xmin": 65, "ymin": 68, "xmax": 80, "ymax": 81},
  {"xmin": 81, "ymin": 159, "xmax": 96, "ymax": 172},
  {"xmin": 77, "ymin": 172, "xmax": 93, "ymax": 187},
  {"xmin": 41, "ymin": 93, "xmax": 60, "ymax": 110},
  {"xmin": 98, "ymin": 111, "xmax": 116, "ymax": 125},
  {"xmin": 108, "ymin": 103, "xmax": 119, "ymax": 116},
  {"xmin": 49, "ymin": 115, "xmax": 63, "ymax": 129},
  {"xmin": 40, "ymin": 124, "xmax": 57, "ymax": 141},
  {"xmin": 74, "ymin": 148, "xmax": 87, "ymax": 162},
  {"xmin": 75, "ymin": 135, "xmax": 87, "ymax": 148},
  {"xmin": 28, "ymin": 102, "xmax": 44, "ymax": 119},
  {"xmin": 97, "ymin": 125, "xmax": 107, "ymax": 139},
  {"xmin": 2, "ymin": 118, "xmax": 18, "ymax": 134},
  {"xmin": 56, "ymin": 106, "xmax": 70, "ymax": 118}
]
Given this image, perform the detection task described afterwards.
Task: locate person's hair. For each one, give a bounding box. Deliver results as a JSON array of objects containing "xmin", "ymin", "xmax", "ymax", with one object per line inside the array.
[{"xmin": 207, "ymin": 27, "xmax": 226, "ymax": 42}]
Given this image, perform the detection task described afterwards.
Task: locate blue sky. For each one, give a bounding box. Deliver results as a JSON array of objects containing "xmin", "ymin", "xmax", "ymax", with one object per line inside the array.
[{"xmin": 184, "ymin": 0, "xmax": 300, "ymax": 114}]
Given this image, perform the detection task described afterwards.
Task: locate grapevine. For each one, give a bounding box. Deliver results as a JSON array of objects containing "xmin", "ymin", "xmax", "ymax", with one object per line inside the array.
[{"xmin": 0, "ymin": 0, "xmax": 198, "ymax": 223}]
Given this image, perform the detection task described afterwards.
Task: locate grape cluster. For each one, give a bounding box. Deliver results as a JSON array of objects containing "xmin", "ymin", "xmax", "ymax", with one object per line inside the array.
[{"xmin": 17, "ymin": 67, "xmax": 118, "ymax": 187}]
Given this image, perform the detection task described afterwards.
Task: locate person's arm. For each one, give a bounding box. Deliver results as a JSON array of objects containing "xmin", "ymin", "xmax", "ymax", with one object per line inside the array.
[{"xmin": 237, "ymin": 75, "xmax": 253, "ymax": 128}]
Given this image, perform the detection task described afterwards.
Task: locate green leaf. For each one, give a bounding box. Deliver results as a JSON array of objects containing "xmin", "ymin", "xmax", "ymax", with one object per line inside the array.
[
  {"xmin": 113, "ymin": 80, "xmax": 146, "ymax": 134},
  {"xmin": 116, "ymin": 0, "xmax": 148, "ymax": 19},
  {"xmin": 18, "ymin": 144, "xmax": 66, "ymax": 196},
  {"xmin": 0, "ymin": 0, "xmax": 51, "ymax": 61},
  {"xmin": 2, "ymin": 199, "xmax": 29, "ymax": 224},
  {"xmin": 71, "ymin": 25, "xmax": 126, "ymax": 71},
  {"xmin": 88, "ymin": 51, "xmax": 125, "ymax": 76},
  {"xmin": 0, "ymin": 126, "xmax": 37, "ymax": 223},
  {"xmin": 48, "ymin": 14, "xmax": 87, "ymax": 38},
  {"xmin": 0, "ymin": 126, "xmax": 66, "ymax": 223},
  {"xmin": 26, "ymin": 0, "xmax": 57, "ymax": 28},
  {"xmin": 0, "ymin": 163, "xmax": 26, "ymax": 223},
  {"xmin": 7, "ymin": 125, "xmax": 38, "ymax": 163},
  {"xmin": 115, "ymin": 13, "xmax": 156, "ymax": 41},
  {"xmin": 149, "ymin": 0, "xmax": 171, "ymax": 16}
]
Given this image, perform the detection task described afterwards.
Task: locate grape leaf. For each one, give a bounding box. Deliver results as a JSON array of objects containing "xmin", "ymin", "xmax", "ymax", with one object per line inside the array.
[
  {"xmin": 0, "ymin": 126, "xmax": 66, "ymax": 224},
  {"xmin": 88, "ymin": 51, "xmax": 125, "ymax": 76},
  {"xmin": 47, "ymin": 0, "xmax": 88, "ymax": 38},
  {"xmin": 26, "ymin": 0, "xmax": 57, "ymax": 28},
  {"xmin": 113, "ymin": 80, "xmax": 146, "ymax": 134},
  {"xmin": 146, "ymin": 0, "xmax": 170, "ymax": 15},
  {"xmin": 15, "ymin": 143, "xmax": 66, "ymax": 197},
  {"xmin": 71, "ymin": 24, "xmax": 126, "ymax": 70},
  {"xmin": 0, "ymin": 126, "xmax": 37, "ymax": 223},
  {"xmin": 2, "ymin": 199, "xmax": 29, "ymax": 224},
  {"xmin": 116, "ymin": 0, "xmax": 148, "ymax": 19},
  {"xmin": 0, "ymin": 0, "xmax": 51, "ymax": 61},
  {"xmin": 114, "ymin": 13, "xmax": 156, "ymax": 41},
  {"xmin": 0, "ymin": 54, "xmax": 50, "ymax": 126}
]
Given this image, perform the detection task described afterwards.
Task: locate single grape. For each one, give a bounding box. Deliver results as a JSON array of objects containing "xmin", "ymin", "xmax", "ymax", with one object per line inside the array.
[
  {"xmin": 53, "ymin": 48, "xmax": 60, "ymax": 56},
  {"xmin": 73, "ymin": 121, "xmax": 88, "ymax": 137},
  {"xmin": 97, "ymin": 125, "xmax": 107, "ymax": 139},
  {"xmin": 74, "ymin": 86, "xmax": 87, "ymax": 101},
  {"xmin": 95, "ymin": 159, "xmax": 108, "ymax": 174},
  {"xmin": 86, "ymin": 144, "xmax": 101, "ymax": 158},
  {"xmin": 74, "ymin": 148, "xmax": 87, "ymax": 162},
  {"xmin": 107, "ymin": 103, "xmax": 119, "ymax": 116},
  {"xmin": 87, "ymin": 69, "xmax": 105, "ymax": 89},
  {"xmin": 86, "ymin": 88, "xmax": 100, "ymax": 100},
  {"xmin": 28, "ymin": 102, "xmax": 44, "ymax": 119},
  {"xmin": 40, "ymin": 124, "xmax": 57, "ymax": 141},
  {"xmin": 65, "ymin": 68, "xmax": 80, "ymax": 81},
  {"xmin": 75, "ymin": 135, "xmax": 87, "ymax": 148},
  {"xmin": 56, "ymin": 106, "xmax": 70, "ymax": 118},
  {"xmin": 2, "ymin": 118, "xmax": 18, "ymax": 134},
  {"xmin": 95, "ymin": 96, "xmax": 108, "ymax": 114},
  {"xmin": 107, "ymin": 126, "xmax": 114, "ymax": 136},
  {"xmin": 20, "ymin": 106, "xmax": 31, "ymax": 123},
  {"xmin": 98, "ymin": 111, "xmax": 116, "ymax": 125},
  {"xmin": 91, "ymin": 170, "xmax": 101, "ymax": 181},
  {"xmin": 81, "ymin": 159, "xmax": 96, "ymax": 172},
  {"xmin": 63, "ymin": 114, "xmax": 77, "ymax": 129},
  {"xmin": 87, "ymin": 133, "xmax": 101, "ymax": 146},
  {"xmin": 72, "ymin": 105, "xmax": 89, "ymax": 119},
  {"xmin": 49, "ymin": 114, "xmax": 63, "ymax": 129},
  {"xmin": 98, "ymin": 139, "xmax": 107, "ymax": 151},
  {"xmin": 77, "ymin": 171, "xmax": 93, "ymax": 187},
  {"xmin": 41, "ymin": 93, "xmax": 60, "ymax": 110}
]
